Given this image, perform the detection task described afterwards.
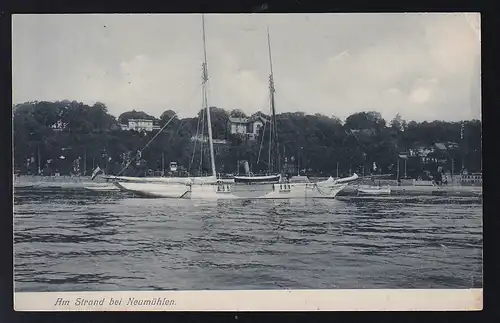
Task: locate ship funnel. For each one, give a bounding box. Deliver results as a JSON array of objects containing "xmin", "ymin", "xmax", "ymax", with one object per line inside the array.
[{"xmin": 243, "ymin": 161, "xmax": 250, "ymax": 175}]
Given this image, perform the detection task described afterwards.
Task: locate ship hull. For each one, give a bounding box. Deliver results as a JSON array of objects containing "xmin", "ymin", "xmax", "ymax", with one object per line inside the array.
[
  {"xmin": 113, "ymin": 182, "xmax": 191, "ymax": 198},
  {"xmin": 102, "ymin": 175, "xmax": 217, "ymax": 185},
  {"xmin": 115, "ymin": 181, "xmax": 349, "ymax": 200},
  {"xmin": 233, "ymin": 174, "xmax": 281, "ymax": 184}
]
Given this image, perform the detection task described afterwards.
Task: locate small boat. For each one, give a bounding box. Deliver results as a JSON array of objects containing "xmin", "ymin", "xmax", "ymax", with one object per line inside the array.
[
  {"xmin": 233, "ymin": 159, "xmax": 281, "ymax": 184},
  {"xmin": 357, "ymin": 185, "xmax": 391, "ymax": 196},
  {"xmin": 233, "ymin": 173, "xmax": 281, "ymax": 184}
]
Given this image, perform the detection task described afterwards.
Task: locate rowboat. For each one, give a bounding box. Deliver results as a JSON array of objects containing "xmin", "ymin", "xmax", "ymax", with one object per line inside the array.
[{"xmin": 357, "ymin": 185, "xmax": 391, "ymax": 196}]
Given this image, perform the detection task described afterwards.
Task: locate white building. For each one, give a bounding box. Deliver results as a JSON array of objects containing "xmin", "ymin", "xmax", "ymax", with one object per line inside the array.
[
  {"xmin": 50, "ymin": 120, "xmax": 67, "ymax": 131},
  {"xmin": 458, "ymin": 172, "xmax": 482, "ymax": 186},
  {"xmin": 190, "ymin": 135, "xmax": 228, "ymax": 145},
  {"xmin": 120, "ymin": 119, "xmax": 160, "ymax": 132},
  {"xmin": 228, "ymin": 115, "xmax": 268, "ymax": 140}
]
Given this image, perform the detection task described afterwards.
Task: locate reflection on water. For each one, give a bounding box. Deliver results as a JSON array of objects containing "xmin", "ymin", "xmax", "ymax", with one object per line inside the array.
[{"xmin": 14, "ymin": 187, "xmax": 482, "ymax": 291}]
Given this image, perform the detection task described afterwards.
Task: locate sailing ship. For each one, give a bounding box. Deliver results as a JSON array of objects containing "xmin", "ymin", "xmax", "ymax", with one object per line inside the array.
[
  {"xmin": 101, "ymin": 16, "xmax": 360, "ymax": 199},
  {"xmin": 233, "ymin": 27, "xmax": 282, "ymax": 185},
  {"xmin": 233, "ymin": 159, "xmax": 281, "ymax": 184},
  {"xmin": 110, "ymin": 14, "xmax": 217, "ymax": 198}
]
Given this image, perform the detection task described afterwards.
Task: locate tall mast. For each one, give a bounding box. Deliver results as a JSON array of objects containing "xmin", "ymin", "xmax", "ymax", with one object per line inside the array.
[
  {"xmin": 267, "ymin": 26, "xmax": 281, "ymax": 174},
  {"xmin": 161, "ymin": 151, "xmax": 165, "ymax": 175},
  {"xmin": 201, "ymin": 14, "xmax": 217, "ymax": 177},
  {"xmin": 83, "ymin": 147, "xmax": 87, "ymax": 176},
  {"xmin": 37, "ymin": 146, "xmax": 41, "ymax": 175}
]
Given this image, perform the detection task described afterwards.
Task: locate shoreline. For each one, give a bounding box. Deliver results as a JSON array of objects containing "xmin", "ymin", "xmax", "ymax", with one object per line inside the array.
[{"xmin": 13, "ymin": 175, "xmax": 482, "ymax": 197}]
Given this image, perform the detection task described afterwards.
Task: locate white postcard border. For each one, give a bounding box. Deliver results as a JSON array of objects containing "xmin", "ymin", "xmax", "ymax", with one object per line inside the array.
[{"xmin": 14, "ymin": 289, "xmax": 483, "ymax": 311}]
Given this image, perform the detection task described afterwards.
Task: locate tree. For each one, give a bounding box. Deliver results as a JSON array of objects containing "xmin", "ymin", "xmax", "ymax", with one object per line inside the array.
[
  {"xmin": 229, "ymin": 109, "xmax": 247, "ymax": 118},
  {"xmin": 196, "ymin": 106, "xmax": 230, "ymax": 140},
  {"xmin": 12, "ymin": 100, "xmax": 483, "ymax": 176},
  {"xmin": 390, "ymin": 113, "xmax": 406, "ymax": 132},
  {"xmin": 160, "ymin": 109, "xmax": 177, "ymax": 122},
  {"xmin": 89, "ymin": 102, "xmax": 117, "ymax": 131},
  {"xmin": 158, "ymin": 109, "xmax": 179, "ymax": 129},
  {"xmin": 33, "ymin": 101, "xmax": 59, "ymax": 128},
  {"xmin": 344, "ymin": 111, "xmax": 386, "ymax": 131}
]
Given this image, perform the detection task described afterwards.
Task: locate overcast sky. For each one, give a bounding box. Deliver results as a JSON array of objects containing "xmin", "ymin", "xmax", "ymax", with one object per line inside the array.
[{"xmin": 12, "ymin": 13, "xmax": 481, "ymax": 122}]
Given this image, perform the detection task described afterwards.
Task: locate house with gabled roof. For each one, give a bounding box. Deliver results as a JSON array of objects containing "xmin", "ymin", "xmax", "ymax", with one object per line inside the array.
[{"xmin": 228, "ymin": 114, "xmax": 269, "ymax": 140}]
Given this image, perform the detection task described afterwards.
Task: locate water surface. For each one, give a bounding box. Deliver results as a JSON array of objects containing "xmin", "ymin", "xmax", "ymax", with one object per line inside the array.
[{"xmin": 14, "ymin": 187, "xmax": 483, "ymax": 291}]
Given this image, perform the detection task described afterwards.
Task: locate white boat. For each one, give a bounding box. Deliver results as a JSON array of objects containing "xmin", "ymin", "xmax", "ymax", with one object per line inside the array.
[
  {"xmin": 113, "ymin": 15, "xmax": 218, "ymax": 196},
  {"xmin": 357, "ymin": 185, "xmax": 391, "ymax": 195},
  {"xmin": 112, "ymin": 17, "xmax": 359, "ymax": 200},
  {"xmin": 97, "ymin": 161, "xmax": 205, "ymax": 185},
  {"xmin": 116, "ymin": 173, "xmax": 359, "ymax": 199},
  {"xmin": 90, "ymin": 16, "xmax": 218, "ymax": 191},
  {"xmin": 192, "ymin": 181, "xmax": 350, "ymax": 200},
  {"xmin": 101, "ymin": 175, "xmax": 217, "ymax": 185},
  {"xmin": 113, "ymin": 181, "xmax": 190, "ymax": 198}
]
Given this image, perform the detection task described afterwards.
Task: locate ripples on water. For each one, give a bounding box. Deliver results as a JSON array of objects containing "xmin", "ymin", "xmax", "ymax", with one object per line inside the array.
[{"xmin": 14, "ymin": 187, "xmax": 482, "ymax": 291}]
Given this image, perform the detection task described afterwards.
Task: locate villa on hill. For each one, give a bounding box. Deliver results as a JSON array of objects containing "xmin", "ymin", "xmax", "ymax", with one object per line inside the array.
[
  {"xmin": 228, "ymin": 114, "xmax": 269, "ymax": 140},
  {"xmin": 120, "ymin": 119, "xmax": 161, "ymax": 132}
]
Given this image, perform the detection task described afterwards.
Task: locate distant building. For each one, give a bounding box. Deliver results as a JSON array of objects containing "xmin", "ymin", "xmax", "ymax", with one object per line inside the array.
[
  {"xmin": 228, "ymin": 115, "xmax": 268, "ymax": 140},
  {"xmin": 409, "ymin": 145, "xmax": 434, "ymax": 158},
  {"xmin": 458, "ymin": 171, "xmax": 482, "ymax": 186},
  {"xmin": 190, "ymin": 135, "xmax": 228, "ymax": 145},
  {"xmin": 50, "ymin": 120, "xmax": 67, "ymax": 131},
  {"xmin": 120, "ymin": 119, "xmax": 160, "ymax": 132},
  {"xmin": 408, "ymin": 142, "xmax": 462, "ymax": 165}
]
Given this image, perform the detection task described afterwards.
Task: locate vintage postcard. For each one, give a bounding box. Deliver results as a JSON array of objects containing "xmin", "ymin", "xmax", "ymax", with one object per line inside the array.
[{"xmin": 12, "ymin": 13, "xmax": 482, "ymax": 311}]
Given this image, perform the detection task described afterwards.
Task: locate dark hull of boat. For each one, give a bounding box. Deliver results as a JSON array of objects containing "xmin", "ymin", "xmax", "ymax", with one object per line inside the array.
[{"xmin": 233, "ymin": 175, "xmax": 281, "ymax": 184}]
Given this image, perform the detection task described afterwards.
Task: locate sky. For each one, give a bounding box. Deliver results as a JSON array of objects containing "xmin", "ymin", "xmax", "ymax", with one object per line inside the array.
[{"xmin": 12, "ymin": 13, "xmax": 481, "ymax": 122}]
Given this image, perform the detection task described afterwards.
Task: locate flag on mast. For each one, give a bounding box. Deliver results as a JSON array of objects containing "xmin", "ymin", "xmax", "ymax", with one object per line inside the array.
[{"xmin": 91, "ymin": 166, "xmax": 102, "ymax": 180}]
